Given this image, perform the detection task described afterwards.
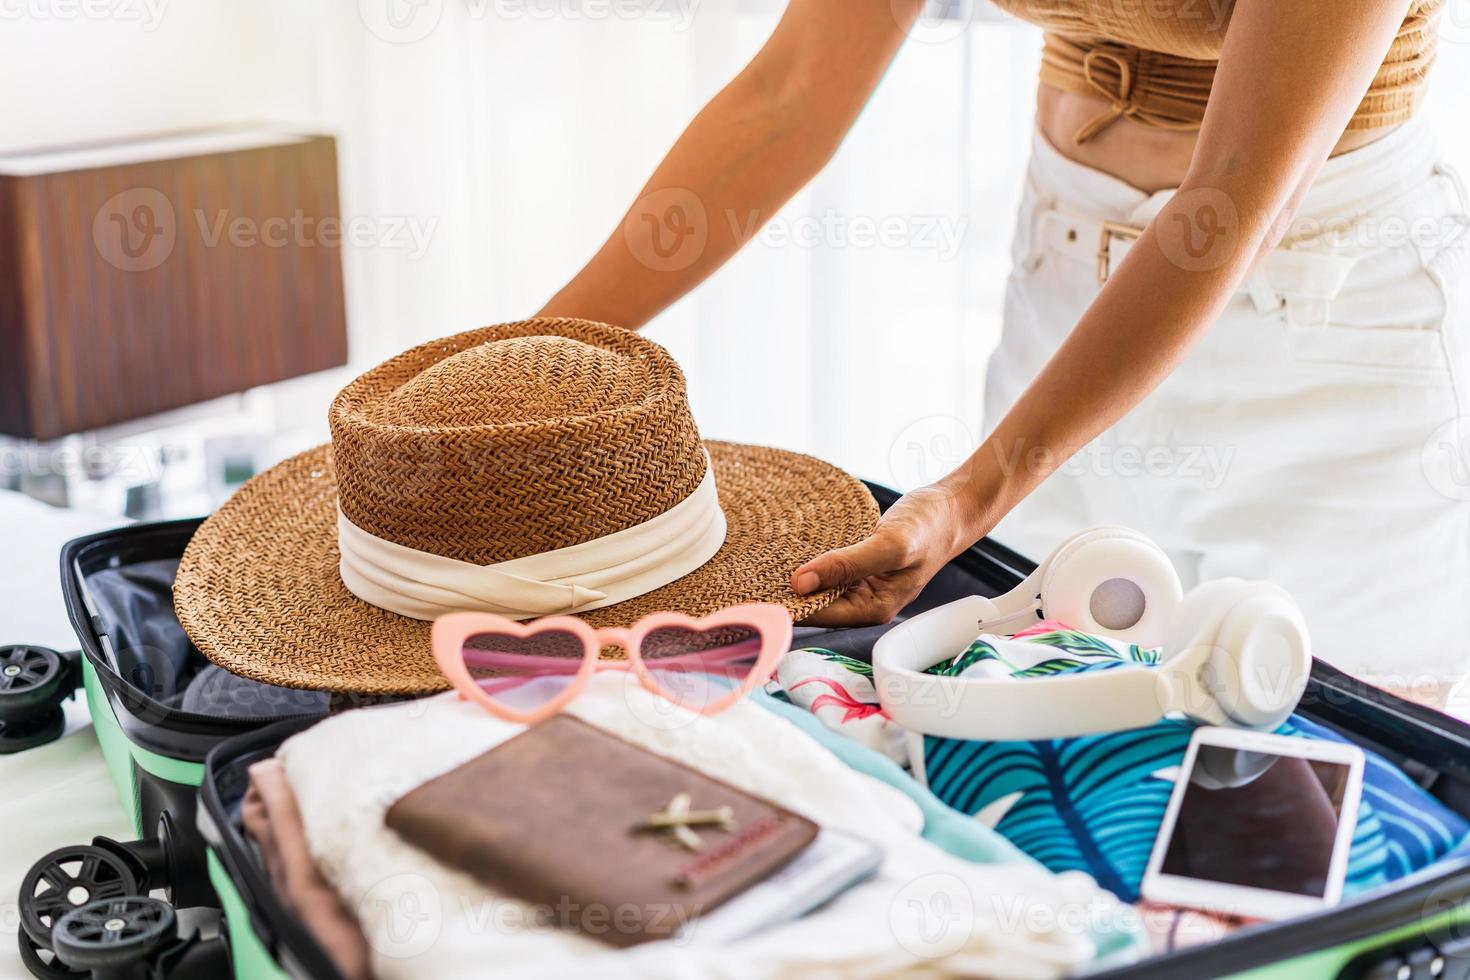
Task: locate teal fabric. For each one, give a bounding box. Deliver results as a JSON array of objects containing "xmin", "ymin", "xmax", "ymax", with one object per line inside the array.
[
  {"xmin": 753, "ymin": 688, "xmax": 1149, "ymax": 963},
  {"xmin": 753, "ymin": 689, "xmax": 1031, "ymax": 866}
]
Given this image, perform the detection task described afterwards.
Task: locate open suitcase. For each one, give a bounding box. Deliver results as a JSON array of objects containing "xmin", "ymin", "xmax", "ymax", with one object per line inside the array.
[
  {"xmin": 17, "ymin": 484, "xmax": 1470, "ymax": 979},
  {"xmin": 10, "ymin": 519, "xmax": 332, "ymax": 977}
]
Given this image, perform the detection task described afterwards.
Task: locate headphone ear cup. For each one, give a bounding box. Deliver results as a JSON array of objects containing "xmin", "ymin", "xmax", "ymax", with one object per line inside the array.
[
  {"xmin": 1166, "ymin": 579, "xmax": 1311, "ymax": 731},
  {"xmin": 1039, "ymin": 526, "xmax": 1182, "ymax": 647},
  {"xmin": 1209, "ymin": 583, "xmax": 1311, "ymax": 730}
]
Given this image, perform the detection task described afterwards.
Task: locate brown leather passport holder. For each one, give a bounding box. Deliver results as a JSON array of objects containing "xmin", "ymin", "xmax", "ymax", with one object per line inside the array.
[{"xmin": 385, "ymin": 714, "xmax": 818, "ymax": 947}]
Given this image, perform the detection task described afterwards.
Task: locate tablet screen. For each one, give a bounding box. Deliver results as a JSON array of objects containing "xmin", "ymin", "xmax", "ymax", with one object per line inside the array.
[{"xmin": 1160, "ymin": 743, "xmax": 1352, "ymax": 898}]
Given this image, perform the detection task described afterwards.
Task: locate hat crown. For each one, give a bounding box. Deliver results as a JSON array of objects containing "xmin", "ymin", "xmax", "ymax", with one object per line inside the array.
[
  {"xmin": 329, "ymin": 320, "xmax": 708, "ymax": 565},
  {"xmin": 372, "ymin": 335, "xmax": 649, "ymax": 428}
]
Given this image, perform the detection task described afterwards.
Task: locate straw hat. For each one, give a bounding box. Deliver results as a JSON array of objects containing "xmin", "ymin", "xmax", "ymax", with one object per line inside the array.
[{"xmin": 174, "ymin": 319, "xmax": 878, "ymax": 694}]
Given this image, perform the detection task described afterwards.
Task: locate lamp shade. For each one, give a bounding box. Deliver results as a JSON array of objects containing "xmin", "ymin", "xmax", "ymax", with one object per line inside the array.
[{"xmin": 0, "ymin": 128, "xmax": 349, "ymax": 440}]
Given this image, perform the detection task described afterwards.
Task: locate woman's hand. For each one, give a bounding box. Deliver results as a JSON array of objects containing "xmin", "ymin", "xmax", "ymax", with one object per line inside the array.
[{"xmin": 791, "ymin": 481, "xmax": 989, "ymax": 627}]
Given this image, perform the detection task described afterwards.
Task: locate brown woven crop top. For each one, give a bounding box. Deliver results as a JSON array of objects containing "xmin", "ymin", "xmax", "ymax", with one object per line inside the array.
[{"xmin": 990, "ymin": 0, "xmax": 1443, "ymax": 143}]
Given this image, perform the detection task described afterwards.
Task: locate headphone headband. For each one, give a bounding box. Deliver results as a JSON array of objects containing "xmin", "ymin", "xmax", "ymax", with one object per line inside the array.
[
  {"xmin": 871, "ymin": 528, "xmax": 1311, "ymax": 741},
  {"xmin": 872, "ymin": 597, "xmax": 1170, "ymax": 740}
]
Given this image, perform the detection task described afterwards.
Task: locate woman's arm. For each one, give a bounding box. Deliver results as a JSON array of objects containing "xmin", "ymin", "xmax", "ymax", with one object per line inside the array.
[
  {"xmin": 537, "ymin": 0, "xmax": 920, "ymax": 329},
  {"xmin": 796, "ymin": 0, "xmax": 1414, "ymax": 624}
]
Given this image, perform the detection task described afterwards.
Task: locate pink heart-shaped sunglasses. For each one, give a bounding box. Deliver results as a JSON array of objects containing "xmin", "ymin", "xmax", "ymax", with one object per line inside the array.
[{"xmin": 431, "ymin": 604, "xmax": 794, "ymax": 724}]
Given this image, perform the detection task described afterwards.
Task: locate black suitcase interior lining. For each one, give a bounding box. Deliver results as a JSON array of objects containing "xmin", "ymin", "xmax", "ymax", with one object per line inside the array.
[
  {"xmin": 85, "ymin": 556, "xmax": 329, "ymax": 719},
  {"xmin": 61, "ymin": 519, "xmax": 330, "ymax": 760}
]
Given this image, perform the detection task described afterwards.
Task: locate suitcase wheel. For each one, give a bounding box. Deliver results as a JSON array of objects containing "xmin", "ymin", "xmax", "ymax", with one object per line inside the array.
[
  {"xmin": 0, "ymin": 709, "xmax": 66, "ymax": 755},
  {"xmin": 51, "ymin": 896, "xmax": 175, "ymax": 973},
  {"xmin": 19, "ymin": 845, "xmax": 142, "ymax": 948},
  {"xmin": 0, "ymin": 647, "xmax": 67, "ymax": 714},
  {"xmin": 0, "ymin": 646, "xmax": 78, "ymax": 754},
  {"xmin": 16, "ymin": 930, "xmax": 91, "ymax": 980}
]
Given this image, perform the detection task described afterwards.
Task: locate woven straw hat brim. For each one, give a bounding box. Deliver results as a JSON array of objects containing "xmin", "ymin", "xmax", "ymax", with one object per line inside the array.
[{"xmin": 174, "ymin": 440, "xmax": 879, "ymax": 694}]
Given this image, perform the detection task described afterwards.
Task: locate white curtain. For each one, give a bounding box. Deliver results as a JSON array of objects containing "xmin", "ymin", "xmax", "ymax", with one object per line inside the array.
[
  {"xmin": 274, "ymin": 0, "xmax": 1470, "ymax": 492},
  {"xmin": 257, "ymin": 0, "xmax": 1042, "ymax": 494}
]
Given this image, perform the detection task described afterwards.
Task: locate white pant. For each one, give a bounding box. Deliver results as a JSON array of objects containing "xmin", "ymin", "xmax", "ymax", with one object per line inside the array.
[{"xmin": 986, "ymin": 117, "xmax": 1470, "ymax": 684}]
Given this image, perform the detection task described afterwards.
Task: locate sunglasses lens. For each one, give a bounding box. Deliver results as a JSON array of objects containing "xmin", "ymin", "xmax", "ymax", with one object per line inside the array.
[
  {"xmin": 459, "ymin": 630, "xmax": 585, "ymax": 713},
  {"xmin": 637, "ymin": 623, "xmax": 766, "ymax": 710}
]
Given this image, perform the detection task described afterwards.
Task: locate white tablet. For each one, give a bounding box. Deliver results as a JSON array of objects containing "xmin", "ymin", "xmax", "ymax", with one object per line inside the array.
[{"xmin": 1141, "ymin": 725, "xmax": 1365, "ymax": 921}]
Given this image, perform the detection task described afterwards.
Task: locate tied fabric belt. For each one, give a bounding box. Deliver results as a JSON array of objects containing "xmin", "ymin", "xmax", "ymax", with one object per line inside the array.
[{"xmin": 337, "ymin": 460, "xmax": 727, "ymax": 621}]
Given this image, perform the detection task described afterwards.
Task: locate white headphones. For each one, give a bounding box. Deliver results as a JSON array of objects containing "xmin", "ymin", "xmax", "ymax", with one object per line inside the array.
[{"xmin": 872, "ymin": 527, "xmax": 1312, "ymax": 741}]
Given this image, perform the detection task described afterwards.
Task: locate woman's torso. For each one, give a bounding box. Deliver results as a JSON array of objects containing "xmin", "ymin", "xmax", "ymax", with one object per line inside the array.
[
  {"xmin": 994, "ymin": 0, "xmax": 1443, "ymax": 191},
  {"xmin": 1033, "ymin": 86, "xmax": 1395, "ymax": 192}
]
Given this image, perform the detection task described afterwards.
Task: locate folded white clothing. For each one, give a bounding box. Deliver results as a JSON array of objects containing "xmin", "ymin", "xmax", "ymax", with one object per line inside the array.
[{"xmin": 279, "ymin": 673, "xmax": 1126, "ymax": 980}]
